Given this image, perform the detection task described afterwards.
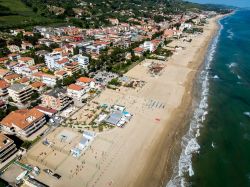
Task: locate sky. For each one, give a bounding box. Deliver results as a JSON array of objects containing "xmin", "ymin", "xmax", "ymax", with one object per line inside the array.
[{"xmin": 188, "ymin": 0, "xmax": 250, "ymax": 8}]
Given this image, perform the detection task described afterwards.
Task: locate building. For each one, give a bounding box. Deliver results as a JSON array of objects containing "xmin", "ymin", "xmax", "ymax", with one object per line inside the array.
[
  {"xmin": 8, "ymin": 84, "xmax": 33, "ymax": 104},
  {"xmin": 63, "ymin": 62, "xmax": 80, "ymax": 76},
  {"xmin": 0, "ymin": 80, "xmax": 10, "ymax": 97},
  {"xmin": 143, "ymin": 41, "xmax": 154, "ymax": 52},
  {"xmin": 55, "ymin": 70, "xmax": 68, "ymax": 79},
  {"xmin": 41, "ymin": 88, "xmax": 71, "ymax": 111},
  {"xmin": 0, "ymin": 69, "xmax": 10, "ymax": 78},
  {"xmin": 73, "ymin": 55, "xmax": 89, "ymax": 69},
  {"xmin": 67, "ymin": 84, "xmax": 85, "ymax": 100},
  {"xmin": 42, "ymin": 74, "xmax": 57, "ymax": 87},
  {"xmin": 0, "ymin": 108, "xmax": 46, "ymax": 137},
  {"xmin": 133, "ymin": 47, "xmax": 144, "ymax": 57},
  {"xmin": 30, "ymin": 81, "xmax": 46, "ymax": 92},
  {"xmin": 0, "ymin": 133, "xmax": 17, "ymax": 163},
  {"xmin": 18, "ymin": 57, "xmax": 35, "ymax": 66},
  {"xmin": 8, "ymin": 54, "xmax": 20, "ymax": 61},
  {"xmin": 0, "ymin": 100, "xmax": 7, "ymax": 110},
  {"xmin": 4, "ymin": 73, "xmax": 21, "ymax": 83},
  {"xmin": 44, "ymin": 52, "xmax": 62, "ymax": 70},
  {"xmin": 76, "ymin": 77, "xmax": 95, "ymax": 88}
]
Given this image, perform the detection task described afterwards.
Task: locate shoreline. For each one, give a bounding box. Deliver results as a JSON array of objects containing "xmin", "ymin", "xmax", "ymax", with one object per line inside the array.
[
  {"xmin": 131, "ymin": 15, "xmax": 224, "ymax": 187},
  {"xmin": 20, "ymin": 15, "xmax": 226, "ymax": 187}
]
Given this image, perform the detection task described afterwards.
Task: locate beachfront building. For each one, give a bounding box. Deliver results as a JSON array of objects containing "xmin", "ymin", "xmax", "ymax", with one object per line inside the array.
[
  {"xmin": 0, "ymin": 133, "xmax": 17, "ymax": 163},
  {"xmin": 8, "ymin": 84, "xmax": 33, "ymax": 104},
  {"xmin": 0, "ymin": 108, "xmax": 46, "ymax": 138},
  {"xmin": 41, "ymin": 88, "xmax": 72, "ymax": 111},
  {"xmin": 67, "ymin": 84, "xmax": 86, "ymax": 101},
  {"xmin": 76, "ymin": 77, "xmax": 95, "ymax": 89}
]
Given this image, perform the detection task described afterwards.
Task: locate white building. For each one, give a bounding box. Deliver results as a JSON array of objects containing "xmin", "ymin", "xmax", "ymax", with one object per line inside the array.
[
  {"xmin": 72, "ymin": 55, "xmax": 89, "ymax": 69},
  {"xmin": 45, "ymin": 52, "xmax": 62, "ymax": 70},
  {"xmin": 143, "ymin": 41, "xmax": 154, "ymax": 52},
  {"xmin": 42, "ymin": 74, "xmax": 57, "ymax": 87},
  {"xmin": 8, "ymin": 84, "xmax": 33, "ymax": 104},
  {"xmin": 67, "ymin": 84, "xmax": 86, "ymax": 100}
]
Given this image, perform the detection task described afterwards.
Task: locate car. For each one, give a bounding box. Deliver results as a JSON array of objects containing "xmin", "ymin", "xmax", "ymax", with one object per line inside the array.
[{"xmin": 52, "ymin": 173, "xmax": 61, "ymax": 179}]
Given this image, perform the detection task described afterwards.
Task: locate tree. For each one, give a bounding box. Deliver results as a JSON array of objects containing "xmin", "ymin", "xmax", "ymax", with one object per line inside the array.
[
  {"xmin": 50, "ymin": 43, "xmax": 60, "ymax": 49},
  {"xmin": 33, "ymin": 7, "xmax": 38, "ymax": 13},
  {"xmin": 31, "ymin": 91, "xmax": 40, "ymax": 100},
  {"xmin": 73, "ymin": 46, "xmax": 80, "ymax": 55},
  {"xmin": 0, "ymin": 39, "xmax": 7, "ymax": 48}
]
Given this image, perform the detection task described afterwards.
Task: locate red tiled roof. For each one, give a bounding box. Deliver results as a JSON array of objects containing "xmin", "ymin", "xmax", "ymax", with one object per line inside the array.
[
  {"xmin": 35, "ymin": 106, "xmax": 57, "ymax": 114},
  {"xmin": 68, "ymin": 84, "xmax": 84, "ymax": 91},
  {"xmin": 133, "ymin": 47, "xmax": 144, "ymax": 52},
  {"xmin": 0, "ymin": 57, "xmax": 8, "ymax": 63},
  {"xmin": 1, "ymin": 108, "xmax": 45, "ymax": 130},
  {"xmin": 77, "ymin": 77, "xmax": 93, "ymax": 83},
  {"xmin": 55, "ymin": 70, "xmax": 67, "ymax": 76},
  {"xmin": 19, "ymin": 57, "xmax": 33, "ymax": 62},
  {"xmin": 4, "ymin": 73, "xmax": 20, "ymax": 81},
  {"xmin": 19, "ymin": 77, "xmax": 30, "ymax": 83},
  {"xmin": 31, "ymin": 81, "xmax": 46, "ymax": 88},
  {"xmin": 0, "ymin": 80, "xmax": 9, "ymax": 89},
  {"xmin": 57, "ymin": 58, "xmax": 69, "ymax": 65}
]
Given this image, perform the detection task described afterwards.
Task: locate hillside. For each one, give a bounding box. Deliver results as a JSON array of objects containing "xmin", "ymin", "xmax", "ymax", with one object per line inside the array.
[
  {"xmin": 0, "ymin": 0, "xmax": 232, "ymax": 30},
  {"xmin": 0, "ymin": 0, "xmax": 60, "ymax": 30}
]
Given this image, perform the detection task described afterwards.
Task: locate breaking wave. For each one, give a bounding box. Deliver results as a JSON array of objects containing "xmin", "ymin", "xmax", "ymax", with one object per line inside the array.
[
  {"xmin": 227, "ymin": 29, "xmax": 234, "ymax": 40},
  {"xmin": 166, "ymin": 20, "xmax": 223, "ymax": 187}
]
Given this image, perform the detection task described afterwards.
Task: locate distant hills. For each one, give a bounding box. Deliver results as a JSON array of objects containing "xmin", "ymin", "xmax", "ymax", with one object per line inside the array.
[{"xmin": 0, "ymin": 0, "xmax": 233, "ymax": 30}]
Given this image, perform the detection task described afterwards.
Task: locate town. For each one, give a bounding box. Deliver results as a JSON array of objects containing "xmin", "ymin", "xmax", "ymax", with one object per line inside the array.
[{"xmin": 0, "ymin": 9, "xmax": 217, "ymax": 187}]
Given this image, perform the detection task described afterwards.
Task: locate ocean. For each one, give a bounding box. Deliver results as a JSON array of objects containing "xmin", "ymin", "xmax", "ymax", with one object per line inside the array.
[{"xmin": 167, "ymin": 9, "xmax": 250, "ymax": 187}]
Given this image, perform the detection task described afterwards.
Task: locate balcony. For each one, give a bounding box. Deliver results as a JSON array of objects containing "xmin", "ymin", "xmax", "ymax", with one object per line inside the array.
[{"xmin": 0, "ymin": 144, "xmax": 16, "ymax": 158}]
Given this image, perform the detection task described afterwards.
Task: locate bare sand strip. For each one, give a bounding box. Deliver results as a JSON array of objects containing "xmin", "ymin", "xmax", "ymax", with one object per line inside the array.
[
  {"xmin": 130, "ymin": 16, "xmax": 223, "ymax": 187},
  {"xmin": 77, "ymin": 16, "xmax": 222, "ymax": 187}
]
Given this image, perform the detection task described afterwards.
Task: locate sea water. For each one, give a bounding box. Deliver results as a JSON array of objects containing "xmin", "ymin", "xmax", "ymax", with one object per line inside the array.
[{"xmin": 167, "ymin": 9, "xmax": 250, "ymax": 187}]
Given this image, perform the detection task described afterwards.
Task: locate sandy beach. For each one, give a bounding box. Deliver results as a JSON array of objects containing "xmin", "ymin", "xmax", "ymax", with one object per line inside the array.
[{"xmin": 21, "ymin": 15, "xmax": 222, "ymax": 187}]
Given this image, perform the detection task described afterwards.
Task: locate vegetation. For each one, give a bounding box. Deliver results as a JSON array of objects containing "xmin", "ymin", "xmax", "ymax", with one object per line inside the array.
[
  {"xmin": 0, "ymin": 0, "xmax": 61, "ymax": 30},
  {"xmin": 108, "ymin": 78, "xmax": 121, "ymax": 86},
  {"xmin": 18, "ymin": 0, "xmax": 233, "ymax": 29},
  {"xmin": 0, "ymin": 104, "xmax": 18, "ymax": 120},
  {"xmin": 21, "ymin": 136, "xmax": 41, "ymax": 149}
]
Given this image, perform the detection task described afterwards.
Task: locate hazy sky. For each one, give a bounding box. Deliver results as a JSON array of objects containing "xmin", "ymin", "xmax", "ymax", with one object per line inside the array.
[{"xmin": 188, "ymin": 0, "xmax": 250, "ymax": 7}]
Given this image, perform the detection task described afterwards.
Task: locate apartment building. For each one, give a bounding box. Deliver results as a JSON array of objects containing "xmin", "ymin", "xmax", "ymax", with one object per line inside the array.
[
  {"xmin": 8, "ymin": 84, "xmax": 33, "ymax": 104},
  {"xmin": 72, "ymin": 55, "xmax": 89, "ymax": 69},
  {"xmin": 0, "ymin": 108, "xmax": 46, "ymax": 138},
  {"xmin": 67, "ymin": 84, "xmax": 85, "ymax": 101},
  {"xmin": 41, "ymin": 88, "xmax": 72, "ymax": 111},
  {"xmin": 0, "ymin": 133, "xmax": 17, "ymax": 163},
  {"xmin": 64, "ymin": 62, "xmax": 80, "ymax": 76},
  {"xmin": 44, "ymin": 52, "xmax": 62, "ymax": 70}
]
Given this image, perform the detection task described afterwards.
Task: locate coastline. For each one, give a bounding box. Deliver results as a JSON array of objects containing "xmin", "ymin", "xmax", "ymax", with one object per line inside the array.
[
  {"xmin": 19, "ymin": 15, "xmax": 225, "ymax": 187},
  {"xmin": 131, "ymin": 15, "xmax": 224, "ymax": 187}
]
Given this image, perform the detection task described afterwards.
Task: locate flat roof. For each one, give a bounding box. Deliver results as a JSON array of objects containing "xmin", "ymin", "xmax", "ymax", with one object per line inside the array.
[{"xmin": 105, "ymin": 111, "xmax": 123, "ymax": 125}]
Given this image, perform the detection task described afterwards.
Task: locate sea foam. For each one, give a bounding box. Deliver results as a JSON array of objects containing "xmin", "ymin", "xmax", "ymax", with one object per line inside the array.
[{"xmin": 166, "ymin": 19, "xmax": 223, "ymax": 187}]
